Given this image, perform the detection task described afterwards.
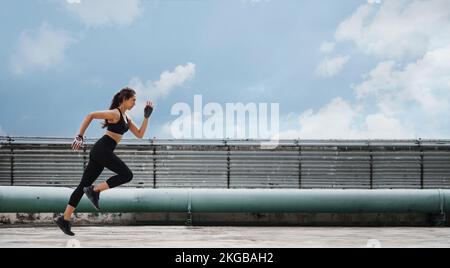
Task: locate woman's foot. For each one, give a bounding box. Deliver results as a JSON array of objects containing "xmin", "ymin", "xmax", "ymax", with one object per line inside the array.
[
  {"xmin": 54, "ymin": 216, "xmax": 75, "ymax": 236},
  {"xmin": 83, "ymin": 185, "xmax": 100, "ymax": 210}
]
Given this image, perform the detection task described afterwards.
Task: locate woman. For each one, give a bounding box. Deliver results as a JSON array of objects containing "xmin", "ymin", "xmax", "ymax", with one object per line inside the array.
[{"xmin": 55, "ymin": 87, "xmax": 154, "ymax": 236}]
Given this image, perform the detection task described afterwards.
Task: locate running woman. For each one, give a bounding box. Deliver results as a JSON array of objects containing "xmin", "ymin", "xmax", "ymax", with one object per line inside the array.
[{"xmin": 55, "ymin": 87, "xmax": 154, "ymax": 236}]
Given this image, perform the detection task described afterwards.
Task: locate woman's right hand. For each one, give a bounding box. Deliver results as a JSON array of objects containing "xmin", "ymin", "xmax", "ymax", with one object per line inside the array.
[{"xmin": 71, "ymin": 135, "xmax": 84, "ymax": 151}]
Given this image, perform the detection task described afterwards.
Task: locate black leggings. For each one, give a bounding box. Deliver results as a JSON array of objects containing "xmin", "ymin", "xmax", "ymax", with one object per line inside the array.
[{"xmin": 68, "ymin": 135, "xmax": 133, "ymax": 207}]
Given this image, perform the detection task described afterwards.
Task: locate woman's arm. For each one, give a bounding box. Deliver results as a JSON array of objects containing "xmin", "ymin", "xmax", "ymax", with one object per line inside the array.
[
  {"xmin": 77, "ymin": 110, "xmax": 118, "ymax": 136},
  {"xmin": 127, "ymin": 117, "xmax": 149, "ymax": 139},
  {"xmin": 72, "ymin": 110, "xmax": 118, "ymax": 151},
  {"xmin": 128, "ymin": 101, "xmax": 154, "ymax": 139}
]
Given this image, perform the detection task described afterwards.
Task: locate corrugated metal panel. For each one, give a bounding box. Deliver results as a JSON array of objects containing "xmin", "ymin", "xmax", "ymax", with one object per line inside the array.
[
  {"xmin": 156, "ymin": 146, "xmax": 228, "ymax": 188},
  {"xmin": 423, "ymin": 151, "xmax": 450, "ymax": 189},
  {"xmin": 372, "ymin": 151, "xmax": 421, "ymax": 189},
  {"xmin": 0, "ymin": 137, "xmax": 12, "ymax": 186},
  {"xmin": 300, "ymin": 147, "xmax": 371, "ymax": 189},
  {"xmin": 12, "ymin": 144, "xmax": 85, "ymax": 187},
  {"xmin": 2, "ymin": 136, "xmax": 450, "ymax": 189},
  {"xmin": 230, "ymin": 148, "xmax": 299, "ymax": 189}
]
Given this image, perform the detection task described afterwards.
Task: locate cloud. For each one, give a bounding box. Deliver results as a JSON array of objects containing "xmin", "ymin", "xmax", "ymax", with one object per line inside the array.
[
  {"xmin": 320, "ymin": 42, "xmax": 335, "ymax": 53},
  {"xmin": 128, "ymin": 63, "xmax": 196, "ymax": 119},
  {"xmin": 285, "ymin": 0, "xmax": 450, "ymax": 140},
  {"xmin": 353, "ymin": 46, "xmax": 450, "ymax": 135},
  {"xmin": 316, "ymin": 55, "xmax": 350, "ymax": 77},
  {"xmin": 65, "ymin": 0, "xmax": 143, "ymax": 27},
  {"xmin": 10, "ymin": 23, "xmax": 76, "ymax": 75},
  {"xmin": 335, "ymin": 0, "xmax": 450, "ymax": 60},
  {"xmin": 130, "ymin": 63, "xmax": 196, "ymax": 101},
  {"xmin": 355, "ymin": 49, "xmax": 450, "ymax": 116},
  {"xmin": 282, "ymin": 45, "xmax": 450, "ymax": 139},
  {"xmin": 278, "ymin": 98, "xmax": 414, "ymax": 139}
]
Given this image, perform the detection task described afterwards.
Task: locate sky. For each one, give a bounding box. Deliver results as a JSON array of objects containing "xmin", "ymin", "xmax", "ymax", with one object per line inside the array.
[{"xmin": 1, "ymin": 0, "xmax": 450, "ymax": 140}]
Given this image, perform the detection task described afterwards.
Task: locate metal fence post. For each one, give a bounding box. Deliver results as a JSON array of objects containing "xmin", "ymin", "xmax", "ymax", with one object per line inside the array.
[
  {"xmin": 8, "ymin": 136, "xmax": 14, "ymax": 186},
  {"xmin": 225, "ymin": 140, "xmax": 231, "ymax": 189},
  {"xmin": 369, "ymin": 141, "xmax": 373, "ymax": 190},
  {"xmin": 297, "ymin": 139, "xmax": 302, "ymax": 189},
  {"xmin": 418, "ymin": 139, "xmax": 424, "ymax": 189},
  {"xmin": 153, "ymin": 147, "xmax": 157, "ymax": 189},
  {"xmin": 152, "ymin": 139, "xmax": 157, "ymax": 189}
]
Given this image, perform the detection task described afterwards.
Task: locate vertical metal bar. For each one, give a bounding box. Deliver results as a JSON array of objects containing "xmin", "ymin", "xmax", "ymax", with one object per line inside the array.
[
  {"xmin": 226, "ymin": 141, "xmax": 231, "ymax": 189},
  {"xmin": 8, "ymin": 137, "xmax": 14, "ymax": 186},
  {"xmin": 153, "ymin": 146, "xmax": 157, "ymax": 189},
  {"xmin": 369, "ymin": 141, "xmax": 373, "ymax": 190},
  {"xmin": 298, "ymin": 140, "xmax": 302, "ymax": 189},
  {"xmin": 418, "ymin": 139, "xmax": 424, "ymax": 189},
  {"xmin": 420, "ymin": 154, "xmax": 424, "ymax": 189}
]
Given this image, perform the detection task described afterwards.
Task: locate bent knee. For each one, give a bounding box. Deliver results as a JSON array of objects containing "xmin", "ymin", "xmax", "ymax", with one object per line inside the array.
[{"xmin": 122, "ymin": 170, "xmax": 133, "ymax": 183}]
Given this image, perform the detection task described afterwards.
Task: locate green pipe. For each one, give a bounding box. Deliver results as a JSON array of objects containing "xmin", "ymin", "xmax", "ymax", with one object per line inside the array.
[{"xmin": 0, "ymin": 186, "xmax": 449, "ymax": 214}]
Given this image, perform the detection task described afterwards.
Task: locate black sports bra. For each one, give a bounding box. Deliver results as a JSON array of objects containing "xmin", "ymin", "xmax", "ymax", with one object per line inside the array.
[{"xmin": 107, "ymin": 108, "xmax": 129, "ymax": 135}]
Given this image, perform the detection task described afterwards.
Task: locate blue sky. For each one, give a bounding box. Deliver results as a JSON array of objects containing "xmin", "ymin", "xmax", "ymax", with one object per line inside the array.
[{"xmin": 1, "ymin": 0, "xmax": 450, "ymax": 139}]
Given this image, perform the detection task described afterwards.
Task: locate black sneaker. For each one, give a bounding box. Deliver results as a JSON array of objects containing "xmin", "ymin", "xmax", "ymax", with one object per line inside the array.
[
  {"xmin": 54, "ymin": 216, "xmax": 75, "ymax": 236},
  {"xmin": 83, "ymin": 185, "xmax": 100, "ymax": 210}
]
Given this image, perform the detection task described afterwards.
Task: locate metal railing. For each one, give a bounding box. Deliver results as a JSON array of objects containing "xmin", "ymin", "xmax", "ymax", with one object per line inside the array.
[{"xmin": 1, "ymin": 136, "xmax": 450, "ymax": 189}]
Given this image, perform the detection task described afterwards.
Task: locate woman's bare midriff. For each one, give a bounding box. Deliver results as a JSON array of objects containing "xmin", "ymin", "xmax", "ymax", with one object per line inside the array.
[{"xmin": 105, "ymin": 131, "xmax": 123, "ymax": 144}]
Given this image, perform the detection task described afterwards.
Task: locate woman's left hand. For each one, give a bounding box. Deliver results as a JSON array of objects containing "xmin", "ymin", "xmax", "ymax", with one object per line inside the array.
[{"xmin": 144, "ymin": 100, "xmax": 154, "ymax": 118}]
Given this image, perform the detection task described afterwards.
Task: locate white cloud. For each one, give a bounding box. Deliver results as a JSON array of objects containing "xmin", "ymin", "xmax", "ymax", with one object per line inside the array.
[
  {"xmin": 10, "ymin": 23, "xmax": 76, "ymax": 75},
  {"xmin": 353, "ymin": 46, "xmax": 450, "ymax": 136},
  {"xmin": 130, "ymin": 63, "xmax": 196, "ymax": 101},
  {"xmin": 320, "ymin": 42, "xmax": 335, "ymax": 53},
  {"xmin": 282, "ymin": 46, "xmax": 450, "ymax": 139},
  {"xmin": 316, "ymin": 55, "xmax": 350, "ymax": 77},
  {"xmin": 278, "ymin": 98, "xmax": 414, "ymax": 139},
  {"xmin": 355, "ymin": 47, "xmax": 450, "ymax": 115},
  {"xmin": 294, "ymin": 98, "xmax": 362, "ymax": 139},
  {"xmin": 65, "ymin": 0, "xmax": 143, "ymax": 27},
  {"xmin": 128, "ymin": 63, "xmax": 196, "ymax": 119},
  {"xmin": 335, "ymin": 0, "xmax": 450, "ymax": 59},
  {"xmin": 282, "ymin": 0, "xmax": 450, "ymax": 140}
]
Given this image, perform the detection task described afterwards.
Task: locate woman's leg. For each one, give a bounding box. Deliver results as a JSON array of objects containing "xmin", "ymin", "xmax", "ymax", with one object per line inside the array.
[
  {"xmin": 96, "ymin": 151, "xmax": 133, "ymax": 190},
  {"xmin": 94, "ymin": 181, "xmax": 110, "ymax": 193},
  {"xmin": 63, "ymin": 205, "xmax": 76, "ymax": 221},
  {"xmin": 65, "ymin": 158, "xmax": 104, "ymax": 219},
  {"xmin": 82, "ymin": 150, "xmax": 133, "ymax": 211}
]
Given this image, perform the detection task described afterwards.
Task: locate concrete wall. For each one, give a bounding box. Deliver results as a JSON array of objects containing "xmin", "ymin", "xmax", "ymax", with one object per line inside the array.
[{"xmin": 1, "ymin": 212, "xmax": 447, "ymax": 227}]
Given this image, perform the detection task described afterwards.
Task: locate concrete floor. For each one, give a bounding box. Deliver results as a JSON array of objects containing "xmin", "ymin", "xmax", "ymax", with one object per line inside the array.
[{"xmin": 0, "ymin": 226, "xmax": 450, "ymax": 248}]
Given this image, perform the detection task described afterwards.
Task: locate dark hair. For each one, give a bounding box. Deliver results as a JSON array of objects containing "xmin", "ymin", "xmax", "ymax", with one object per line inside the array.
[{"xmin": 102, "ymin": 87, "xmax": 136, "ymax": 128}]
